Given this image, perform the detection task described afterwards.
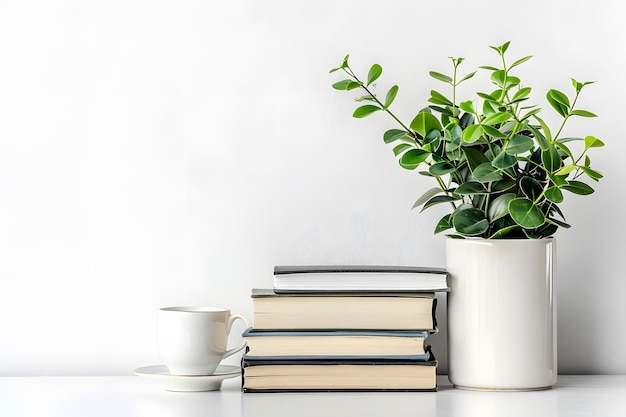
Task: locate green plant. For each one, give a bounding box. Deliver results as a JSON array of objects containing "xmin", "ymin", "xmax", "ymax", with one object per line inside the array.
[{"xmin": 330, "ymin": 41, "xmax": 604, "ymax": 239}]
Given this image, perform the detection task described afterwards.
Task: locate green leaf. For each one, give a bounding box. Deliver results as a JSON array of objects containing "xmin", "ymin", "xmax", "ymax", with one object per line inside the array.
[
  {"xmin": 455, "ymin": 181, "xmax": 487, "ymax": 195},
  {"xmin": 490, "ymin": 224, "xmax": 522, "ymax": 239},
  {"xmin": 525, "ymin": 224, "xmax": 558, "ymax": 239},
  {"xmin": 412, "ymin": 187, "xmax": 443, "ymax": 210},
  {"xmin": 579, "ymin": 166, "xmax": 603, "ymax": 180},
  {"xmin": 392, "ymin": 143, "xmax": 413, "ymax": 156},
  {"xmin": 550, "ymin": 203, "xmax": 567, "ymax": 221},
  {"xmin": 490, "ymin": 70, "xmax": 506, "ymax": 87},
  {"xmin": 548, "ymin": 172, "xmax": 568, "ymax": 187},
  {"xmin": 558, "ymin": 137, "xmax": 584, "ymax": 143},
  {"xmin": 383, "ymin": 129, "xmax": 409, "ymax": 144},
  {"xmin": 532, "ymin": 115, "xmax": 553, "ymax": 143},
  {"xmin": 453, "ymin": 208, "xmax": 489, "ymax": 236},
  {"xmin": 561, "ymin": 180, "xmax": 594, "ymax": 195},
  {"xmin": 553, "ymin": 141, "xmax": 574, "ymax": 162},
  {"xmin": 528, "ymin": 126, "xmax": 549, "ymax": 152},
  {"xmin": 384, "ymin": 85, "xmax": 399, "ymax": 108},
  {"xmin": 504, "ymin": 76, "xmax": 521, "ymax": 89},
  {"xmin": 464, "ymin": 148, "xmax": 489, "ymax": 171},
  {"xmin": 459, "ymin": 100, "xmax": 476, "ymax": 114},
  {"xmin": 545, "ymin": 186, "xmax": 564, "ymax": 203},
  {"xmin": 424, "ymin": 128, "xmax": 442, "ymax": 145},
  {"xmin": 545, "ymin": 217, "xmax": 571, "ymax": 229},
  {"xmin": 332, "ymin": 80, "xmax": 354, "ymax": 90},
  {"xmin": 429, "ymin": 71, "xmax": 453, "ymax": 84},
  {"xmin": 429, "ymin": 162, "xmax": 457, "ymax": 176},
  {"xmin": 352, "ymin": 105, "xmax": 381, "ymax": 118},
  {"xmin": 462, "ymin": 124, "xmax": 484, "ymax": 143},
  {"xmin": 512, "ymin": 87, "xmax": 532, "ymax": 102},
  {"xmin": 490, "ymin": 88, "xmax": 505, "ymax": 101},
  {"xmin": 548, "ymin": 89, "xmax": 570, "ymax": 107},
  {"xmin": 481, "ymin": 112, "xmax": 512, "ymax": 126},
  {"xmin": 506, "ymin": 134, "xmax": 534, "ymax": 154},
  {"xmin": 367, "ymin": 64, "xmax": 382, "ymax": 86},
  {"xmin": 474, "ymin": 162, "xmax": 503, "ymax": 183},
  {"xmin": 509, "ymin": 198, "xmax": 546, "ymax": 228},
  {"xmin": 492, "ymin": 179, "xmax": 516, "ymax": 192},
  {"xmin": 410, "ymin": 112, "xmax": 442, "ymax": 137},
  {"xmin": 482, "ymin": 100, "xmax": 496, "ymax": 117},
  {"xmin": 542, "ymin": 145, "xmax": 563, "ymax": 173},
  {"xmin": 477, "ymin": 92, "xmax": 497, "ymax": 101},
  {"xmin": 520, "ymin": 176, "xmax": 543, "ymax": 200},
  {"xmin": 492, "ymin": 151, "xmax": 517, "ymax": 169},
  {"xmin": 546, "ymin": 95, "xmax": 567, "ymax": 117},
  {"xmin": 570, "ymin": 109, "xmax": 597, "ymax": 118},
  {"xmin": 445, "ymin": 123, "xmax": 462, "ymax": 139},
  {"xmin": 459, "ymin": 112, "xmax": 474, "ymax": 130},
  {"xmin": 458, "ymin": 71, "xmax": 477, "ymax": 83},
  {"xmin": 329, "ymin": 67, "xmax": 341, "ymax": 74},
  {"xmin": 584, "ymin": 135, "xmax": 605, "ymax": 149},
  {"xmin": 547, "ymin": 89, "xmax": 570, "ymax": 116},
  {"xmin": 510, "ymin": 55, "xmax": 533, "ymax": 68},
  {"xmin": 521, "ymin": 107, "xmax": 542, "ymax": 121},
  {"xmin": 488, "ymin": 193, "xmax": 516, "ymax": 221},
  {"xmin": 421, "ymin": 195, "xmax": 460, "ymax": 212},
  {"xmin": 554, "ymin": 165, "xmax": 576, "ymax": 176},
  {"xmin": 354, "ymin": 95, "xmax": 376, "ymax": 102},
  {"xmin": 399, "ymin": 149, "xmax": 430, "ymax": 170},
  {"xmin": 346, "ymin": 81, "xmax": 362, "ymax": 91},
  {"xmin": 341, "ymin": 54, "xmax": 350, "ymax": 68},
  {"xmin": 434, "ymin": 214, "xmax": 453, "ymax": 234},
  {"xmin": 429, "ymin": 105, "xmax": 452, "ymax": 116},
  {"xmin": 481, "ymin": 124, "xmax": 506, "ymax": 139},
  {"xmin": 429, "ymin": 90, "xmax": 453, "ymax": 106}
]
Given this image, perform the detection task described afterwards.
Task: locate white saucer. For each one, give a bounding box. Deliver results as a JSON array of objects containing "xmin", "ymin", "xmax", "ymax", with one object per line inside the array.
[{"xmin": 133, "ymin": 364, "xmax": 241, "ymax": 392}]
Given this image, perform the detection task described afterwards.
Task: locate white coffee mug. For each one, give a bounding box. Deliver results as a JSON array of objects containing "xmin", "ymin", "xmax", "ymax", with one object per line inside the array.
[{"xmin": 158, "ymin": 306, "xmax": 249, "ymax": 376}]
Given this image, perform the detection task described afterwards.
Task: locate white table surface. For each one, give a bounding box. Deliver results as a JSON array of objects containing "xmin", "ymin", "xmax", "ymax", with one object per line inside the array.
[{"xmin": 1, "ymin": 375, "xmax": 625, "ymax": 417}]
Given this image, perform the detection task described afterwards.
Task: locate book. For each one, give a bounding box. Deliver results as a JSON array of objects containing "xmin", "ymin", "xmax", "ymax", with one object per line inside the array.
[
  {"xmin": 242, "ymin": 328, "xmax": 432, "ymax": 360},
  {"xmin": 241, "ymin": 349, "xmax": 438, "ymax": 392},
  {"xmin": 251, "ymin": 289, "xmax": 437, "ymax": 331},
  {"xmin": 273, "ymin": 265, "xmax": 449, "ymax": 293}
]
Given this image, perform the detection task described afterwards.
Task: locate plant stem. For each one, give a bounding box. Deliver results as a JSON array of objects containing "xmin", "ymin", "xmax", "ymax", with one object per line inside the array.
[
  {"xmin": 342, "ymin": 67, "xmax": 417, "ymax": 142},
  {"xmin": 343, "ymin": 65, "xmax": 459, "ymax": 210},
  {"xmin": 553, "ymin": 91, "xmax": 580, "ymax": 140},
  {"xmin": 452, "ymin": 59, "xmax": 458, "ymax": 110}
]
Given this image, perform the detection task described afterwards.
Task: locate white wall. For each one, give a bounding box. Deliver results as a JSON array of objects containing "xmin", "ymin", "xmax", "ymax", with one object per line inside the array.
[{"xmin": 0, "ymin": 0, "xmax": 624, "ymax": 375}]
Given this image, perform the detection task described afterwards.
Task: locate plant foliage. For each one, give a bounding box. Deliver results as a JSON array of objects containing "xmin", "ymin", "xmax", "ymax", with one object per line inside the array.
[{"xmin": 330, "ymin": 42, "xmax": 604, "ymax": 239}]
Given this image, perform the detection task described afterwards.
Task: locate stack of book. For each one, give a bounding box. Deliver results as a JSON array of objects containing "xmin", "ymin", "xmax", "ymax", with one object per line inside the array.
[{"xmin": 241, "ymin": 265, "xmax": 449, "ymax": 392}]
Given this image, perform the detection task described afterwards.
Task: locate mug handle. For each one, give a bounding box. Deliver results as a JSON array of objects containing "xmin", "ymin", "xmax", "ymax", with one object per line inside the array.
[{"xmin": 223, "ymin": 313, "xmax": 250, "ymax": 360}]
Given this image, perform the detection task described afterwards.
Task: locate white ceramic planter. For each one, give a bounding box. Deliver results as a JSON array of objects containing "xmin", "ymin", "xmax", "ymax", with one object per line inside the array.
[{"xmin": 446, "ymin": 238, "xmax": 557, "ymax": 391}]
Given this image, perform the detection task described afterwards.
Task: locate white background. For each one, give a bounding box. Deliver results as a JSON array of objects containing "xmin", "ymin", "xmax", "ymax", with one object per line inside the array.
[{"xmin": 0, "ymin": 0, "xmax": 624, "ymax": 376}]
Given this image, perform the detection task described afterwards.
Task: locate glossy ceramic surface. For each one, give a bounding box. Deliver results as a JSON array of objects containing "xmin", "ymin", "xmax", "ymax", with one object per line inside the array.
[
  {"xmin": 158, "ymin": 307, "xmax": 249, "ymax": 376},
  {"xmin": 133, "ymin": 364, "xmax": 241, "ymax": 391},
  {"xmin": 446, "ymin": 238, "xmax": 557, "ymax": 390}
]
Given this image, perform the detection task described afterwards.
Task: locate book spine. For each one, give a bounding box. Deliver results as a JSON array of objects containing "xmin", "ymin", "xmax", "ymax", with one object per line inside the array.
[
  {"xmin": 242, "ymin": 387, "xmax": 438, "ymax": 393},
  {"xmin": 240, "ymin": 350, "xmax": 438, "ymax": 393},
  {"xmin": 242, "ymin": 346, "xmax": 436, "ymax": 366}
]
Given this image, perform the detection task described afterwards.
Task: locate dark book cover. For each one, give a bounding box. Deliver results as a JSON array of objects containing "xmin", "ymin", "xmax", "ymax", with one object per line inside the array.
[
  {"xmin": 241, "ymin": 348, "xmax": 438, "ymax": 393},
  {"xmin": 273, "ymin": 265, "xmax": 449, "ymax": 293},
  {"xmin": 274, "ymin": 265, "xmax": 447, "ymax": 275},
  {"xmin": 242, "ymin": 328, "xmax": 433, "ymax": 337},
  {"xmin": 251, "ymin": 288, "xmax": 437, "ymax": 299}
]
